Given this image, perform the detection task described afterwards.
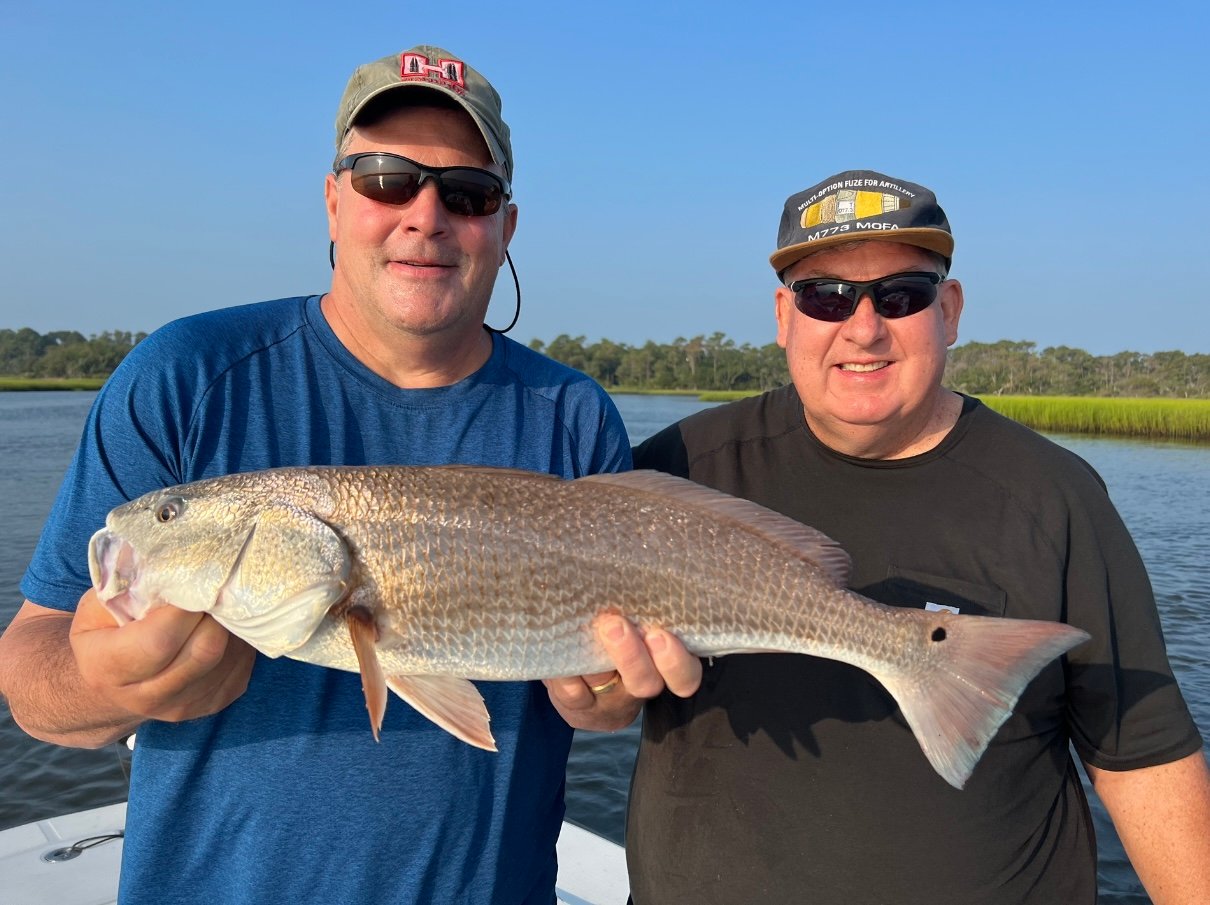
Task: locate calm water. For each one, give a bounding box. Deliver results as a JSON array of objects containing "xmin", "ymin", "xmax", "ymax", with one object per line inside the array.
[{"xmin": 2, "ymin": 390, "xmax": 1206, "ymax": 904}]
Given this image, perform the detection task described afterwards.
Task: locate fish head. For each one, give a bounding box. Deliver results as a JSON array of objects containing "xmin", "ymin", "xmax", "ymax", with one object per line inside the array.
[
  {"xmin": 88, "ymin": 472, "xmax": 352, "ymax": 656},
  {"xmin": 89, "ymin": 483, "xmax": 260, "ymax": 623}
]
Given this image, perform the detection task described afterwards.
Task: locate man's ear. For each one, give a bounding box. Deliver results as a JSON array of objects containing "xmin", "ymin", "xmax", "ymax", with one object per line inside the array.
[
  {"xmin": 939, "ymin": 278, "xmax": 964, "ymax": 346},
  {"xmin": 499, "ymin": 202, "xmax": 518, "ymax": 266},
  {"xmin": 324, "ymin": 173, "xmax": 340, "ymax": 243},
  {"xmin": 774, "ymin": 286, "xmax": 796, "ymax": 349}
]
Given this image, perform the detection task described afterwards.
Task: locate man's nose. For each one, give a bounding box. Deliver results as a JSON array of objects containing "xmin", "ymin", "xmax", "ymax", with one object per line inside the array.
[
  {"xmin": 400, "ymin": 178, "xmax": 450, "ymax": 232},
  {"xmin": 840, "ymin": 294, "xmax": 888, "ymax": 339}
]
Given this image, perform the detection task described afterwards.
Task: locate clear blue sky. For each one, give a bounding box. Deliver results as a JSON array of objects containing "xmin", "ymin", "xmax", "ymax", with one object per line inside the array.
[{"xmin": 3, "ymin": 1, "xmax": 1207, "ymax": 356}]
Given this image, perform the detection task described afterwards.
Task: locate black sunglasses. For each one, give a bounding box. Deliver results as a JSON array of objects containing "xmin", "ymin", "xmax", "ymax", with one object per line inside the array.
[
  {"xmin": 787, "ymin": 271, "xmax": 945, "ymax": 322},
  {"xmin": 333, "ymin": 152, "xmax": 511, "ymax": 217}
]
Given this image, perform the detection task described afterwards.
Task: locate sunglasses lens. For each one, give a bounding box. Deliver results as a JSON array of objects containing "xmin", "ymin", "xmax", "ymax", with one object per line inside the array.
[
  {"xmin": 350, "ymin": 172, "xmax": 422, "ymax": 205},
  {"xmin": 875, "ymin": 279, "xmax": 938, "ymax": 318},
  {"xmin": 438, "ymin": 173, "xmax": 505, "ymax": 216},
  {"xmin": 343, "ymin": 155, "xmax": 505, "ymax": 216},
  {"xmin": 794, "ymin": 284, "xmax": 855, "ymax": 322}
]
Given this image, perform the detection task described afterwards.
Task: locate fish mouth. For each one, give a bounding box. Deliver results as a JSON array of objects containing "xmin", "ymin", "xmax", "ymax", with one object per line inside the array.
[{"xmin": 87, "ymin": 529, "xmax": 150, "ymax": 625}]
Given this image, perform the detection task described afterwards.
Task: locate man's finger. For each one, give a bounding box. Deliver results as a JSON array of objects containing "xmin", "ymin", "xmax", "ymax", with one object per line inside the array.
[
  {"xmin": 597, "ymin": 614, "xmax": 664, "ymax": 699},
  {"xmin": 542, "ymin": 675, "xmax": 596, "ymax": 712},
  {"xmin": 69, "ymin": 588, "xmax": 121, "ymax": 632},
  {"xmin": 645, "ymin": 629, "xmax": 702, "ymax": 697},
  {"xmin": 158, "ymin": 629, "xmax": 256, "ymax": 720},
  {"xmin": 80, "ymin": 603, "xmax": 209, "ymax": 684}
]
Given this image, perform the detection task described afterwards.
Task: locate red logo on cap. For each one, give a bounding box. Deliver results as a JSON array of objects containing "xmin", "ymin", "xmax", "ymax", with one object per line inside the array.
[{"xmin": 400, "ymin": 53, "xmax": 466, "ymax": 94}]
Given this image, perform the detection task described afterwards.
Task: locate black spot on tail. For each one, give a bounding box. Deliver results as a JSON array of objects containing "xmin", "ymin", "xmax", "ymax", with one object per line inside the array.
[{"xmin": 931, "ymin": 627, "xmax": 947, "ymax": 642}]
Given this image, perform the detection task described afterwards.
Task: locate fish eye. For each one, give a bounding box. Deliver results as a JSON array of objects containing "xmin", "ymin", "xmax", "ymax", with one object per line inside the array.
[{"xmin": 156, "ymin": 497, "xmax": 185, "ymax": 523}]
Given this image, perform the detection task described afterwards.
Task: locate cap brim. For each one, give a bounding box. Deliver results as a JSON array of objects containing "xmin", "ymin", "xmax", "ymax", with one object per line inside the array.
[{"xmin": 770, "ymin": 229, "xmax": 955, "ymax": 274}]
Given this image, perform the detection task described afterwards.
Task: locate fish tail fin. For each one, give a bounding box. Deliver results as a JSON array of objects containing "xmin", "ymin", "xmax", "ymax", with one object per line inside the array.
[{"xmin": 877, "ymin": 616, "xmax": 1089, "ymax": 790}]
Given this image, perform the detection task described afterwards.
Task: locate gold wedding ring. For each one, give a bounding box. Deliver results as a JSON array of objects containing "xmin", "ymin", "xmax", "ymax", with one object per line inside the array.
[{"xmin": 588, "ymin": 672, "xmax": 622, "ymax": 695}]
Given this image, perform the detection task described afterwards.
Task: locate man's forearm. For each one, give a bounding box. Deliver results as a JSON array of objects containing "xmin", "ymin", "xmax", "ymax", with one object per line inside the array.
[
  {"xmin": 0, "ymin": 605, "xmax": 141, "ymax": 748},
  {"xmin": 1089, "ymin": 751, "xmax": 1210, "ymax": 905}
]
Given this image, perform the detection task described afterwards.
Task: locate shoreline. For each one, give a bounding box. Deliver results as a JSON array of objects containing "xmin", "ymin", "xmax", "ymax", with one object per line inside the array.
[{"xmin": 5, "ymin": 381, "xmax": 1207, "ymax": 443}]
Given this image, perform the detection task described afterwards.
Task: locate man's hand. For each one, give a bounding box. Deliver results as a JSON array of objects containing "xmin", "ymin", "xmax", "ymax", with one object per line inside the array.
[
  {"xmin": 69, "ymin": 588, "xmax": 257, "ymax": 726},
  {"xmin": 544, "ymin": 614, "xmax": 703, "ymax": 732}
]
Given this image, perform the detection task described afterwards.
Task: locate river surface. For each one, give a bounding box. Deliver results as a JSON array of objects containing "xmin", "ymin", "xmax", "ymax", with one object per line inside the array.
[{"xmin": 2, "ymin": 390, "xmax": 1206, "ymax": 904}]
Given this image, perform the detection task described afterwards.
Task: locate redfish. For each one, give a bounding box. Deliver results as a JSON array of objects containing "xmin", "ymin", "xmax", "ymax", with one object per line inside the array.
[{"xmin": 88, "ymin": 465, "xmax": 1088, "ymax": 788}]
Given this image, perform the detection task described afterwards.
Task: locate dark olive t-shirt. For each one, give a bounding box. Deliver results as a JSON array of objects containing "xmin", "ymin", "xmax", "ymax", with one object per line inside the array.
[{"xmin": 626, "ymin": 386, "xmax": 1200, "ymax": 904}]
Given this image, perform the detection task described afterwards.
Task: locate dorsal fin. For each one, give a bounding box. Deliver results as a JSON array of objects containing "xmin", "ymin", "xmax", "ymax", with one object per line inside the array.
[{"xmin": 579, "ymin": 470, "xmax": 851, "ymax": 587}]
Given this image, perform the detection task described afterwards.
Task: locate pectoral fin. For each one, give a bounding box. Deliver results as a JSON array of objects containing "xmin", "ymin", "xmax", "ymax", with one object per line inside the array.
[
  {"xmin": 385, "ymin": 674, "xmax": 497, "ymax": 752},
  {"xmin": 347, "ymin": 608, "xmax": 387, "ymax": 742},
  {"xmin": 215, "ymin": 504, "xmax": 350, "ymax": 656}
]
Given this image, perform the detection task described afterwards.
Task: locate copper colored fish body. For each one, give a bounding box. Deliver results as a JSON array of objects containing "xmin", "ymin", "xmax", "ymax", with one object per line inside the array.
[{"xmin": 88, "ymin": 465, "xmax": 1088, "ymax": 788}]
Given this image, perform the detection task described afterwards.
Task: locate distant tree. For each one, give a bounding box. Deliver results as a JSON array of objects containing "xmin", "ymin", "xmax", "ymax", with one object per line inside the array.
[
  {"xmin": 754, "ymin": 342, "xmax": 790, "ymax": 390},
  {"xmin": 45, "ymin": 330, "xmax": 87, "ymax": 347},
  {"xmin": 0, "ymin": 328, "xmax": 51, "ymax": 375},
  {"xmin": 1148, "ymin": 350, "xmax": 1209, "ymax": 397},
  {"xmin": 587, "ymin": 338, "xmax": 625, "ymax": 387},
  {"xmin": 1038, "ymin": 345, "xmax": 1098, "ymax": 395},
  {"xmin": 676, "ymin": 336, "xmax": 704, "ymax": 387},
  {"xmin": 0, "ymin": 328, "xmax": 145, "ymax": 378},
  {"xmin": 544, "ymin": 334, "xmax": 588, "ymax": 374},
  {"xmin": 946, "ymin": 340, "xmax": 1038, "ymax": 395}
]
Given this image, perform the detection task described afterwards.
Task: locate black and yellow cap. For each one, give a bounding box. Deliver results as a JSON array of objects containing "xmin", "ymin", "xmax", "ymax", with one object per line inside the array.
[{"xmin": 771, "ymin": 170, "xmax": 953, "ymax": 276}]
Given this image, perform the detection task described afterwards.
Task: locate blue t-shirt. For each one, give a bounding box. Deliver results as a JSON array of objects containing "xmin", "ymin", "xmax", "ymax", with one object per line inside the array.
[{"xmin": 22, "ymin": 295, "xmax": 632, "ymax": 905}]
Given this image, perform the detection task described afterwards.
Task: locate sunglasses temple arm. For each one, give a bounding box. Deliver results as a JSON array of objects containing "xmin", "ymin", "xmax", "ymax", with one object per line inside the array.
[
  {"xmin": 327, "ymin": 243, "xmax": 519, "ymax": 332},
  {"xmin": 485, "ymin": 251, "xmax": 521, "ymax": 334}
]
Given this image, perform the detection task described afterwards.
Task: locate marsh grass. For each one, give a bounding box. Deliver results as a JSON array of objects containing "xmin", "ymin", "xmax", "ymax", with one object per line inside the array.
[
  {"xmin": 694, "ymin": 391, "xmax": 756, "ymax": 402},
  {"xmin": 634, "ymin": 390, "xmax": 1210, "ymax": 442},
  {"xmin": 0, "ymin": 377, "xmax": 104, "ymax": 391},
  {"xmin": 977, "ymin": 395, "xmax": 1210, "ymax": 442}
]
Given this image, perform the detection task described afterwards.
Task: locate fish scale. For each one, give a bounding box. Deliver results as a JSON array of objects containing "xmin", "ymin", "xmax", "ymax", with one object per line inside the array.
[{"xmin": 88, "ymin": 464, "xmax": 1089, "ymax": 788}]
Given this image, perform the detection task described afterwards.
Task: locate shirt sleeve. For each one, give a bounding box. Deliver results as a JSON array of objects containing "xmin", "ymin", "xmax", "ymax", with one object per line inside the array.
[
  {"xmin": 573, "ymin": 387, "xmax": 632, "ymax": 476},
  {"xmin": 1063, "ymin": 481, "xmax": 1203, "ymax": 770},
  {"xmin": 632, "ymin": 422, "xmax": 690, "ymax": 477}
]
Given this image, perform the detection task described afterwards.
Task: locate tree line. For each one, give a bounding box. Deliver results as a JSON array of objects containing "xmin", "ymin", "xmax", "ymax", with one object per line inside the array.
[
  {"xmin": 0, "ymin": 328, "xmax": 147, "ymax": 379},
  {"xmin": 530, "ymin": 335, "xmax": 1210, "ymax": 398},
  {"xmin": 2, "ymin": 327, "xmax": 1207, "ymax": 397}
]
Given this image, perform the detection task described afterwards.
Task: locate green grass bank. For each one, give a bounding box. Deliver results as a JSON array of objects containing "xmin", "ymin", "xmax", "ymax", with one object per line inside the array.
[
  {"xmin": 976, "ymin": 396, "xmax": 1210, "ymax": 443},
  {"xmin": 619, "ymin": 390, "xmax": 1210, "ymax": 443},
  {"xmin": 0, "ymin": 377, "xmax": 105, "ymax": 391}
]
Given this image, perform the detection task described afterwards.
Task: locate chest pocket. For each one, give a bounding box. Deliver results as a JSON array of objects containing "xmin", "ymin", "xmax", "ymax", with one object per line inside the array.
[{"xmin": 869, "ymin": 565, "xmax": 1008, "ymax": 618}]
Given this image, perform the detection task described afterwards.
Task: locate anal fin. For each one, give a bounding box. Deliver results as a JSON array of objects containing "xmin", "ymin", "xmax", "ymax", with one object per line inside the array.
[{"xmin": 385, "ymin": 674, "xmax": 497, "ymax": 752}]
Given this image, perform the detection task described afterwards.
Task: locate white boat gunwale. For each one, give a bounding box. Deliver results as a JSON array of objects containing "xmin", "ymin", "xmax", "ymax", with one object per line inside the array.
[{"xmin": 1, "ymin": 802, "xmax": 629, "ymax": 905}]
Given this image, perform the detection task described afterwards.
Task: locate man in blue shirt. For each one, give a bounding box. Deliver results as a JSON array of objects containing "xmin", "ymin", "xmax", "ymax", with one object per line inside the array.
[{"xmin": 0, "ymin": 45, "xmax": 645, "ymax": 904}]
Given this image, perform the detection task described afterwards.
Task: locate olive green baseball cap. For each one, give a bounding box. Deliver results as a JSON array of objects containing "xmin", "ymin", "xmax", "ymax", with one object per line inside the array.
[{"xmin": 334, "ymin": 45, "xmax": 513, "ymax": 181}]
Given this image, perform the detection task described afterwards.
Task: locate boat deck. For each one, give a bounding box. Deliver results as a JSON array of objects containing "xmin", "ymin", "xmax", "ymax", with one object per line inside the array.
[{"xmin": 1, "ymin": 803, "xmax": 630, "ymax": 905}]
